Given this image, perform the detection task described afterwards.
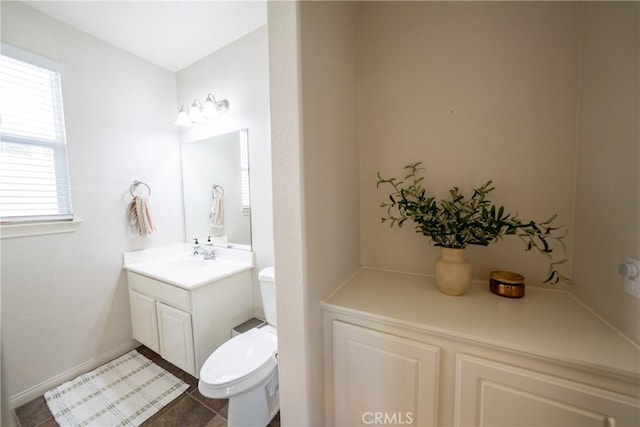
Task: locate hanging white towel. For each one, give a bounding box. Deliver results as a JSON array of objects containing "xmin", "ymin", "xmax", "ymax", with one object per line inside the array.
[
  {"xmin": 210, "ymin": 187, "xmax": 224, "ymax": 229},
  {"xmin": 128, "ymin": 195, "xmax": 156, "ymax": 238}
]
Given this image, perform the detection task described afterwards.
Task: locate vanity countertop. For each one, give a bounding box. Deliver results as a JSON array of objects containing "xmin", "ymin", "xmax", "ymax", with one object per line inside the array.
[
  {"xmin": 123, "ymin": 243, "xmax": 254, "ymax": 290},
  {"xmin": 322, "ymin": 267, "xmax": 640, "ymax": 381}
]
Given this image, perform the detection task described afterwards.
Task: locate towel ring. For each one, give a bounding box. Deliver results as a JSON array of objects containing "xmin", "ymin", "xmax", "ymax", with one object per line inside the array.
[
  {"xmin": 212, "ymin": 184, "xmax": 224, "ymax": 197},
  {"xmin": 130, "ymin": 180, "xmax": 151, "ymax": 197}
]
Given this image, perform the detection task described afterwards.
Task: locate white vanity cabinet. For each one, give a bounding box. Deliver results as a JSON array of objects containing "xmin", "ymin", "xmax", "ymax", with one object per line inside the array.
[
  {"xmin": 126, "ymin": 267, "xmax": 252, "ymax": 377},
  {"xmin": 129, "ymin": 289, "xmax": 161, "ymax": 352},
  {"xmin": 331, "ymin": 320, "xmax": 440, "ymax": 426},
  {"xmin": 456, "ymin": 354, "xmax": 639, "ymax": 427},
  {"xmin": 322, "ymin": 268, "xmax": 640, "ymax": 427},
  {"xmin": 155, "ymin": 300, "xmax": 195, "ymax": 374}
]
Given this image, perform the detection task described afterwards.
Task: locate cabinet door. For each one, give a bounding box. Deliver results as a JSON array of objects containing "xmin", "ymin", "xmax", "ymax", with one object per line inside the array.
[
  {"xmin": 129, "ymin": 290, "xmax": 159, "ymax": 353},
  {"xmin": 455, "ymin": 354, "xmax": 640, "ymax": 427},
  {"xmin": 156, "ymin": 302, "xmax": 196, "ymax": 376},
  {"xmin": 332, "ymin": 321, "xmax": 440, "ymax": 427}
]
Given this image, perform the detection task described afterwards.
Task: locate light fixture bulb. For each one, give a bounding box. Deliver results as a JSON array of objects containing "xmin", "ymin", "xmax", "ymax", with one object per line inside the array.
[
  {"xmin": 174, "ymin": 105, "xmax": 191, "ymax": 127},
  {"xmin": 202, "ymin": 94, "xmax": 217, "ymax": 119},
  {"xmin": 189, "ymin": 100, "xmax": 203, "ymax": 123}
]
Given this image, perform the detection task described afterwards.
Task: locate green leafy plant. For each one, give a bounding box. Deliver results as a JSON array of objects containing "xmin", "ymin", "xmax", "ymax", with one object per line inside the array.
[{"xmin": 377, "ymin": 162, "xmax": 571, "ymax": 284}]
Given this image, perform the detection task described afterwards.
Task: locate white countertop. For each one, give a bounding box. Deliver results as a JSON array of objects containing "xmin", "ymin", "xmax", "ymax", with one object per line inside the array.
[
  {"xmin": 322, "ymin": 268, "xmax": 640, "ymax": 381},
  {"xmin": 123, "ymin": 243, "xmax": 254, "ymax": 290}
]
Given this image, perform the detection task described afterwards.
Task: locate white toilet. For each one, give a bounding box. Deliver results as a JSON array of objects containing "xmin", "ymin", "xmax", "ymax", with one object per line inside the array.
[{"xmin": 199, "ymin": 267, "xmax": 278, "ymax": 427}]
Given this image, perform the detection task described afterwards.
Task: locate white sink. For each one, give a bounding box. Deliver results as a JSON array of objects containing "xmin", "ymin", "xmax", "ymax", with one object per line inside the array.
[{"xmin": 123, "ymin": 243, "xmax": 254, "ymax": 289}]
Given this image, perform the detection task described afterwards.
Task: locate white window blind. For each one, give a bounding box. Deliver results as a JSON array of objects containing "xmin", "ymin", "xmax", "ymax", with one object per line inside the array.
[
  {"xmin": 239, "ymin": 130, "xmax": 250, "ymax": 213},
  {"xmin": 0, "ymin": 45, "xmax": 73, "ymax": 223}
]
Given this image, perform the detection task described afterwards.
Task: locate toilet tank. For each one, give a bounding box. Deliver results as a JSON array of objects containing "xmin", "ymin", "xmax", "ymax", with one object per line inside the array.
[{"xmin": 259, "ymin": 267, "xmax": 276, "ymax": 327}]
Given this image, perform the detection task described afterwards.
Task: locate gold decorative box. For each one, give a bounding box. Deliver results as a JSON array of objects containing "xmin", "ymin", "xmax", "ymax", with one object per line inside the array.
[{"xmin": 489, "ymin": 271, "xmax": 525, "ymax": 298}]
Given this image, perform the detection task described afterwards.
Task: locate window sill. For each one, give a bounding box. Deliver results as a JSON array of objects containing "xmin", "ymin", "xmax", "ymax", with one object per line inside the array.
[{"xmin": 0, "ymin": 219, "xmax": 82, "ymax": 239}]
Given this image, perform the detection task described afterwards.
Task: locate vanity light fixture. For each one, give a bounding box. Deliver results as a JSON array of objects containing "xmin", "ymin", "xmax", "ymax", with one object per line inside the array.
[{"xmin": 175, "ymin": 93, "xmax": 230, "ymax": 127}]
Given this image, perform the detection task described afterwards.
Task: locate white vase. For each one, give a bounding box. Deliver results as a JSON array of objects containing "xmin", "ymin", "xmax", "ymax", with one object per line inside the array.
[{"xmin": 434, "ymin": 248, "xmax": 472, "ymax": 296}]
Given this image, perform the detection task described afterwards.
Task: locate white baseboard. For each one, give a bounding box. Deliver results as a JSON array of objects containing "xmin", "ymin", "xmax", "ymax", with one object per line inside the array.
[{"xmin": 8, "ymin": 340, "xmax": 138, "ymax": 411}]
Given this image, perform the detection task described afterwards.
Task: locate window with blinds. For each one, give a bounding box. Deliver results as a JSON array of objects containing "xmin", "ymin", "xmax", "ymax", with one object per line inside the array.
[
  {"xmin": 0, "ymin": 45, "xmax": 73, "ymax": 223},
  {"xmin": 239, "ymin": 130, "xmax": 250, "ymax": 213}
]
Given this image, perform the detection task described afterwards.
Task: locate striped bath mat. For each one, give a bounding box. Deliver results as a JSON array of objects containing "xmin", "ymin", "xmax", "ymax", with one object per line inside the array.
[{"xmin": 45, "ymin": 350, "xmax": 188, "ymax": 426}]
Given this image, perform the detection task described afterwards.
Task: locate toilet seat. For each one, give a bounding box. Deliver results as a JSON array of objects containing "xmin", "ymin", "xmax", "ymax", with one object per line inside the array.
[{"xmin": 199, "ymin": 325, "xmax": 277, "ymax": 397}]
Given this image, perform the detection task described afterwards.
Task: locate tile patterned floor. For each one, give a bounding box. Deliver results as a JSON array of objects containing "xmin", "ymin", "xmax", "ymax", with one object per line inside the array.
[{"xmin": 14, "ymin": 346, "xmax": 280, "ymax": 427}]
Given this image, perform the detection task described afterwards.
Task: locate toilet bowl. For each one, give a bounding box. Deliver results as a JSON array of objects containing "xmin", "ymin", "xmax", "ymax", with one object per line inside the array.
[
  {"xmin": 199, "ymin": 267, "xmax": 278, "ymax": 427},
  {"xmin": 199, "ymin": 325, "xmax": 277, "ymax": 398}
]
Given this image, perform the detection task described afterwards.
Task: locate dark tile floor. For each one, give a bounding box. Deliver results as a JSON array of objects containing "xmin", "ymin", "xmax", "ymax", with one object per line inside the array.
[{"xmin": 14, "ymin": 346, "xmax": 280, "ymax": 427}]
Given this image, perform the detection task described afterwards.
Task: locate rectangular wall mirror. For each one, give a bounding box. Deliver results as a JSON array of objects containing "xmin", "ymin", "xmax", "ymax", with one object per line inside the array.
[{"xmin": 181, "ymin": 129, "xmax": 251, "ymax": 249}]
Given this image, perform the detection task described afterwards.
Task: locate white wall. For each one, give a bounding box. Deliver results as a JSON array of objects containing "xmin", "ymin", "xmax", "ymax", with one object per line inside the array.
[
  {"xmin": 266, "ymin": 2, "xmax": 311, "ymax": 425},
  {"xmin": 300, "ymin": 1, "xmax": 360, "ymax": 424},
  {"xmin": 572, "ymin": 2, "xmax": 640, "ymax": 344},
  {"xmin": 267, "ymin": 1, "xmax": 360, "ymax": 425},
  {"xmin": 359, "ymin": 2, "xmax": 582, "ymax": 286},
  {"xmin": 1, "ymin": 0, "xmax": 183, "ymax": 410},
  {"xmin": 175, "ymin": 25, "xmax": 273, "ymax": 317}
]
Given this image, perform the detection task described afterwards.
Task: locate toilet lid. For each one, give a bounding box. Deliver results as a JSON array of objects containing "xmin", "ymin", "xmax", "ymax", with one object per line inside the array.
[{"xmin": 200, "ymin": 326, "xmax": 277, "ymax": 386}]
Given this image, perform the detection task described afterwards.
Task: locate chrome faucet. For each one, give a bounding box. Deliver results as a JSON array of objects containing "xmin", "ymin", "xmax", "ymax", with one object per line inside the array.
[{"xmin": 193, "ymin": 238, "xmax": 217, "ymax": 260}]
